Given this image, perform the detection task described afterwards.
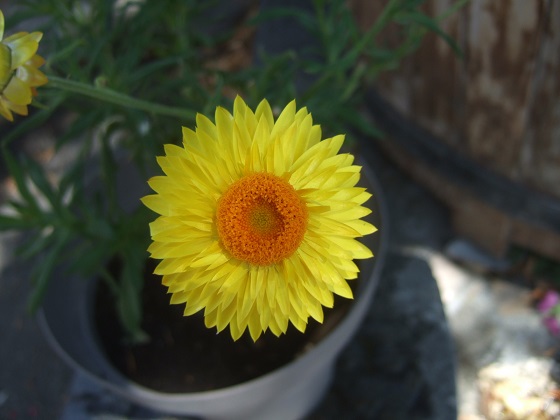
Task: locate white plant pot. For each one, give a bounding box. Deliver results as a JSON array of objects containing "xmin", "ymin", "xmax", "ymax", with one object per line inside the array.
[{"xmin": 38, "ymin": 160, "xmax": 387, "ymax": 420}]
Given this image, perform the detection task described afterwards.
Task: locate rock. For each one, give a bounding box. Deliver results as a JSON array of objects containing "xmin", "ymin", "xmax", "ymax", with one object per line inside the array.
[
  {"xmin": 425, "ymin": 251, "xmax": 556, "ymax": 418},
  {"xmin": 445, "ymin": 238, "xmax": 512, "ymax": 273},
  {"xmin": 478, "ymin": 358, "xmax": 560, "ymax": 419},
  {"xmin": 311, "ymin": 253, "xmax": 457, "ymax": 420}
]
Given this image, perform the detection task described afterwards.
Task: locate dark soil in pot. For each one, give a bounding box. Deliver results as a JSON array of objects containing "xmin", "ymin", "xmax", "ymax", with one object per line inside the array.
[{"xmin": 93, "ymin": 260, "xmax": 354, "ymax": 393}]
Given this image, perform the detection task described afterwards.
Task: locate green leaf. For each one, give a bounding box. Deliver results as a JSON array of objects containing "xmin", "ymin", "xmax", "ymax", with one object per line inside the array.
[
  {"xmin": 0, "ymin": 103, "xmax": 60, "ymax": 149},
  {"xmin": 65, "ymin": 241, "xmax": 113, "ymax": 278},
  {"xmin": 58, "ymin": 164, "xmax": 83, "ymax": 205},
  {"xmin": 0, "ymin": 214, "xmax": 30, "ymax": 230},
  {"xmin": 437, "ymin": 0, "xmax": 470, "ymax": 23},
  {"xmin": 116, "ymin": 247, "xmax": 149, "ymax": 343},
  {"xmin": 99, "ymin": 130, "xmax": 119, "ymax": 216},
  {"xmin": 47, "ymin": 39, "xmax": 84, "ymax": 66},
  {"xmin": 17, "ymin": 230, "xmax": 55, "ymax": 260},
  {"xmin": 249, "ymin": 7, "xmax": 318, "ymax": 35},
  {"xmin": 23, "ymin": 156, "xmax": 60, "ymax": 213},
  {"xmin": 396, "ymin": 10, "xmax": 463, "ymax": 57},
  {"xmin": 339, "ymin": 107, "xmax": 384, "ymax": 139},
  {"xmin": 4, "ymin": 200, "xmax": 35, "ymax": 222},
  {"xmin": 129, "ymin": 56, "xmax": 183, "ymax": 84},
  {"xmin": 54, "ymin": 107, "xmax": 105, "ymax": 148},
  {"xmin": 28, "ymin": 229, "xmax": 71, "ymax": 312},
  {"xmin": 2, "ymin": 149, "xmax": 41, "ymax": 215},
  {"xmin": 342, "ymin": 63, "xmax": 367, "ymax": 102},
  {"xmin": 84, "ymin": 216, "xmax": 115, "ymax": 240}
]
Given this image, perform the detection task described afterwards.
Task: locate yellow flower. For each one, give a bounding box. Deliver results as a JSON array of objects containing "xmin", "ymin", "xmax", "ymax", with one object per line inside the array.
[
  {"xmin": 0, "ymin": 9, "xmax": 48, "ymax": 122},
  {"xmin": 142, "ymin": 97, "xmax": 376, "ymax": 341}
]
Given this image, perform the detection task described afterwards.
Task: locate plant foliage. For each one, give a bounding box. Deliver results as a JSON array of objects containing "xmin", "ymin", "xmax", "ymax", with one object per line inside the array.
[{"xmin": 0, "ymin": 0, "xmax": 467, "ymax": 341}]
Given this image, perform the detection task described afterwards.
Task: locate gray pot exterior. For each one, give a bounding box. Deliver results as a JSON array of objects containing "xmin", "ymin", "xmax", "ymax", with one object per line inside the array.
[{"xmin": 37, "ymin": 160, "xmax": 386, "ymax": 420}]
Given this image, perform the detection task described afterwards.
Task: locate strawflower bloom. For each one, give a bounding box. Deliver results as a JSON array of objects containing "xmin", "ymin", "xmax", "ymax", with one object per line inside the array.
[
  {"xmin": 537, "ymin": 290, "xmax": 560, "ymax": 313},
  {"xmin": 142, "ymin": 97, "xmax": 377, "ymax": 341},
  {"xmin": 0, "ymin": 9, "xmax": 47, "ymax": 122},
  {"xmin": 538, "ymin": 290, "xmax": 560, "ymax": 336},
  {"xmin": 543, "ymin": 316, "xmax": 560, "ymax": 336}
]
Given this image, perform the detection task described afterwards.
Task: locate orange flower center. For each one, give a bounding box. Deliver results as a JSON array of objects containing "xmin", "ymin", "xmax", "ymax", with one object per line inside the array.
[{"xmin": 216, "ymin": 173, "xmax": 308, "ymax": 266}]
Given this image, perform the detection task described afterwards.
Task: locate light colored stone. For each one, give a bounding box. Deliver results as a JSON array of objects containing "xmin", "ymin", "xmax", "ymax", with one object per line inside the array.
[
  {"xmin": 445, "ymin": 238, "xmax": 512, "ymax": 273},
  {"xmin": 478, "ymin": 358, "xmax": 560, "ymax": 419},
  {"xmin": 409, "ymin": 247, "xmax": 556, "ymax": 418}
]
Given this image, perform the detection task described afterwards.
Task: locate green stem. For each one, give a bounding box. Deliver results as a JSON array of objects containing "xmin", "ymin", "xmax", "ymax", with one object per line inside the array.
[
  {"xmin": 353, "ymin": 0, "xmax": 401, "ymax": 56},
  {"xmin": 46, "ymin": 75, "xmax": 196, "ymax": 120},
  {"xmin": 302, "ymin": 0, "xmax": 400, "ymax": 103},
  {"xmin": 437, "ymin": 0, "xmax": 470, "ymax": 22}
]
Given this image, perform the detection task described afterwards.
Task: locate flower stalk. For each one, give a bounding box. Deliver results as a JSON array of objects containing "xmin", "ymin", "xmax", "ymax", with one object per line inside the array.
[{"xmin": 46, "ymin": 75, "xmax": 197, "ymax": 121}]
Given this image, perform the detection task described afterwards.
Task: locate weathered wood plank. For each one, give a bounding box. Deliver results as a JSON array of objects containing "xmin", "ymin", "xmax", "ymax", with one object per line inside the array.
[
  {"xmin": 521, "ymin": 0, "xmax": 560, "ymax": 195},
  {"xmin": 465, "ymin": 0, "xmax": 542, "ymax": 178},
  {"xmin": 355, "ymin": 0, "xmax": 560, "ymax": 197},
  {"xmin": 354, "ymin": 0, "xmax": 560, "ymax": 259}
]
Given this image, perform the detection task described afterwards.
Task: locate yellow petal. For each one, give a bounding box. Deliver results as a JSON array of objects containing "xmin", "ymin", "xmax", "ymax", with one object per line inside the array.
[
  {"xmin": 0, "ymin": 99, "xmax": 14, "ymax": 121},
  {"xmin": 270, "ymin": 99, "xmax": 296, "ymax": 140},
  {"xmin": 0, "ymin": 44, "xmax": 11, "ymax": 86},
  {"xmin": 5, "ymin": 32, "xmax": 42, "ymax": 68},
  {"xmin": 17, "ymin": 63, "xmax": 47, "ymax": 87},
  {"xmin": 3, "ymin": 76, "xmax": 32, "ymax": 105},
  {"xmin": 0, "ymin": 9, "xmax": 4, "ymax": 41},
  {"xmin": 255, "ymin": 98, "xmax": 274, "ymax": 129}
]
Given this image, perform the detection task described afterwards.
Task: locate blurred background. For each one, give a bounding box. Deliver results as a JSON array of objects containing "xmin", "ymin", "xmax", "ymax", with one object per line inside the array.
[{"xmin": 1, "ymin": 0, "xmax": 560, "ymax": 419}]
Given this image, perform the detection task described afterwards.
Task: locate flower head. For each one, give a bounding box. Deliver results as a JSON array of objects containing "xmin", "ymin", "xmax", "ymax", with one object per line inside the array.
[
  {"xmin": 142, "ymin": 97, "xmax": 377, "ymax": 341},
  {"xmin": 537, "ymin": 290, "xmax": 560, "ymax": 313},
  {"xmin": 543, "ymin": 316, "xmax": 560, "ymax": 336},
  {"xmin": 0, "ymin": 9, "xmax": 48, "ymax": 122},
  {"xmin": 537, "ymin": 290, "xmax": 560, "ymax": 336}
]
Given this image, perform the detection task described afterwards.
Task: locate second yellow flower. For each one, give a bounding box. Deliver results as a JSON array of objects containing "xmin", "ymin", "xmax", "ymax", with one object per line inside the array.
[{"xmin": 0, "ymin": 9, "xmax": 47, "ymax": 122}]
